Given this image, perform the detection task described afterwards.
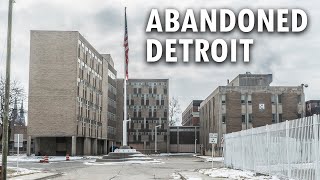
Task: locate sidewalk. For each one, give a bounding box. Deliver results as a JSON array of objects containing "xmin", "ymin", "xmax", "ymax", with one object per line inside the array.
[{"xmin": 9, "ymin": 172, "xmax": 61, "ymax": 180}]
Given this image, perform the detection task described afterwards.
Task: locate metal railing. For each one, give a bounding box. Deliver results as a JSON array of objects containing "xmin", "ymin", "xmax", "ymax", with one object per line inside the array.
[{"xmin": 224, "ymin": 115, "xmax": 320, "ymax": 180}]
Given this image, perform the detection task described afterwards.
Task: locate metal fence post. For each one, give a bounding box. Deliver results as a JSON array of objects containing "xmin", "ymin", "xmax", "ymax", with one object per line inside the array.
[
  {"xmin": 266, "ymin": 125, "xmax": 270, "ymax": 175},
  {"xmin": 286, "ymin": 120, "xmax": 291, "ymax": 178},
  {"xmin": 313, "ymin": 114, "xmax": 319, "ymax": 180}
]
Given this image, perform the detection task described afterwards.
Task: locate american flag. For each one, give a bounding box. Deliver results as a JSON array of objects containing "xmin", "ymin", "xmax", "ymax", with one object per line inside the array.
[{"xmin": 124, "ymin": 7, "xmax": 129, "ymax": 81}]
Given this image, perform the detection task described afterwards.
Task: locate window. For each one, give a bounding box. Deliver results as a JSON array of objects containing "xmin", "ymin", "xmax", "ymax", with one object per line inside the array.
[
  {"xmin": 241, "ymin": 95, "xmax": 245, "ymax": 104},
  {"xmin": 222, "ymin": 114, "xmax": 226, "ymax": 124},
  {"xmin": 134, "ymin": 88, "xmax": 137, "ymax": 94},
  {"xmin": 149, "ymin": 110, "xmax": 152, "ymax": 117},
  {"xmin": 271, "ymin": 95, "xmax": 276, "ymax": 104},
  {"xmin": 248, "ymin": 95, "xmax": 252, "ymax": 104},
  {"xmin": 154, "ymin": 88, "xmax": 157, "ymax": 94},
  {"xmin": 279, "ymin": 114, "xmax": 283, "ymax": 122},
  {"xmin": 242, "ymin": 115, "xmax": 246, "ymax": 123},
  {"xmin": 278, "ymin": 94, "xmax": 282, "ymax": 104},
  {"xmin": 272, "ymin": 114, "xmax": 276, "ymax": 123},
  {"xmin": 149, "ymin": 87, "xmax": 152, "ymax": 94},
  {"xmin": 146, "ymin": 99, "xmax": 149, "ymax": 105},
  {"xmin": 131, "ymin": 99, "xmax": 134, "ymax": 105},
  {"xmin": 298, "ymin": 114, "xmax": 302, "ymax": 118},
  {"xmin": 153, "ymin": 111, "xmax": 156, "ymax": 117},
  {"xmin": 141, "ymin": 98, "xmax": 144, "ymax": 105},
  {"xmin": 156, "ymin": 100, "xmax": 159, "ymax": 105},
  {"xmin": 161, "ymin": 100, "xmax": 164, "ymax": 105},
  {"xmin": 164, "ymin": 88, "xmax": 167, "ymax": 94},
  {"xmin": 221, "ymin": 95, "xmax": 226, "ymax": 104},
  {"xmin": 248, "ymin": 114, "xmax": 253, "ymax": 123}
]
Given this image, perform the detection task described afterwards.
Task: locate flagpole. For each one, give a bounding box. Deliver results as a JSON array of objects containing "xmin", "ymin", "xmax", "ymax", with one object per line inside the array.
[{"xmin": 123, "ymin": 7, "xmax": 128, "ymax": 147}]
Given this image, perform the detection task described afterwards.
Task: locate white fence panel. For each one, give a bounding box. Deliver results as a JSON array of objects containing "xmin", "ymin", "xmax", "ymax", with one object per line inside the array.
[{"xmin": 224, "ymin": 115, "xmax": 320, "ymax": 180}]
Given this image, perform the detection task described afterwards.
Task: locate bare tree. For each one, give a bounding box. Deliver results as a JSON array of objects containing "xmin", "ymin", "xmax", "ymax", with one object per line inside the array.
[
  {"xmin": 169, "ymin": 96, "xmax": 181, "ymax": 126},
  {"xmin": 0, "ymin": 76, "xmax": 26, "ymax": 146}
]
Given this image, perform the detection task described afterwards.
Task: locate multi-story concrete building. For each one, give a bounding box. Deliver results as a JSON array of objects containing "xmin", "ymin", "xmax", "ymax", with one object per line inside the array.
[
  {"xmin": 182, "ymin": 100, "xmax": 203, "ymax": 126},
  {"xmin": 28, "ymin": 31, "xmax": 117, "ymax": 155},
  {"xmin": 116, "ymin": 79, "xmax": 169, "ymax": 153},
  {"xmin": 199, "ymin": 73, "xmax": 305, "ymax": 155},
  {"xmin": 306, "ymin": 100, "xmax": 320, "ymax": 117}
]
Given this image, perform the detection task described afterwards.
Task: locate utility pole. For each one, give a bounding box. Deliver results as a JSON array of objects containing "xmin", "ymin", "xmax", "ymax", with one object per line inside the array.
[{"xmin": 2, "ymin": 0, "xmax": 14, "ymax": 179}]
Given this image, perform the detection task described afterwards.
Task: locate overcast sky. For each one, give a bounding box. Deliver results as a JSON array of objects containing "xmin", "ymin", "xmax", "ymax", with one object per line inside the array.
[{"xmin": 0, "ymin": 0, "xmax": 319, "ymax": 123}]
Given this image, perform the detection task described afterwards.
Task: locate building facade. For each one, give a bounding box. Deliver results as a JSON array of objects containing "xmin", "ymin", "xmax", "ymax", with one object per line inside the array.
[
  {"xmin": 169, "ymin": 126, "xmax": 200, "ymax": 153},
  {"xmin": 182, "ymin": 100, "xmax": 203, "ymax": 126},
  {"xmin": 199, "ymin": 73, "xmax": 305, "ymax": 155},
  {"xmin": 28, "ymin": 31, "xmax": 117, "ymax": 155},
  {"xmin": 306, "ymin": 100, "xmax": 320, "ymax": 117},
  {"xmin": 116, "ymin": 79, "xmax": 169, "ymax": 153}
]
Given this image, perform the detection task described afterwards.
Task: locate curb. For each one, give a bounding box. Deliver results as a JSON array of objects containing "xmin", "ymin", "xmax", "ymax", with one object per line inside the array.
[{"xmin": 35, "ymin": 173, "xmax": 62, "ymax": 180}]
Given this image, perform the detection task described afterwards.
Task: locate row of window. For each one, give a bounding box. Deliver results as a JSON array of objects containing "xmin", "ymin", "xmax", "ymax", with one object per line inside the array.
[
  {"xmin": 129, "ymin": 132, "xmax": 168, "ymax": 135},
  {"xmin": 127, "ymin": 99, "xmax": 165, "ymax": 106},
  {"xmin": 132, "ymin": 87, "xmax": 167, "ymax": 94},
  {"xmin": 132, "ymin": 111, "xmax": 168, "ymax": 118},
  {"xmin": 129, "ymin": 105, "xmax": 167, "ymax": 110},
  {"xmin": 220, "ymin": 113, "xmax": 288, "ymax": 124},
  {"xmin": 129, "ymin": 82, "xmax": 167, "ymax": 86},
  {"xmin": 221, "ymin": 94, "xmax": 302, "ymax": 105},
  {"xmin": 78, "ymin": 41, "xmax": 102, "ymax": 76}
]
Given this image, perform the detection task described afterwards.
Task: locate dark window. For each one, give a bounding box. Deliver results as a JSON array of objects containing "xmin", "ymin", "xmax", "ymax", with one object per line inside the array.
[
  {"xmin": 138, "ymin": 111, "xmax": 142, "ymax": 118},
  {"xmin": 127, "ymin": 100, "xmax": 129, "ymax": 105},
  {"xmin": 141, "ymin": 98, "xmax": 144, "ymax": 105},
  {"xmin": 156, "ymin": 100, "xmax": 159, "ymax": 105},
  {"xmin": 222, "ymin": 115, "xmax": 226, "ymax": 124},
  {"xmin": 161, "ymin": 100, "xmax": 164, "ymax": 105},
  {"xmin": 138, "ymin": 88, "xmax": 142, "ymax": 94},
  {"xmin": 131, "ymin": 99, "xmax": 134, "ymax": 105},
  {"xmin": 149, "ymin": 88, "xmax": 152, "ymax": 94},
  {"xmin": 146, "ymin": 99, "xmax": 149, "ymax": 105},
  {"xmin": 241, "ymin": 95, "xmax": 245, "ymax": 104},
  {"xmin": 249, "ymin": 114, "xmax": 253, "ymax": 123},
  {"xmin": 279, "ymin": 114, "xmax": 283, "ymax": 122},
  {"xmin": 153, "ymin": 112, "xmax": 156, "ymax": 117},
  {"xmin": 164, "ymin": 111, "xmax": 167, "ymax": 117},
  {"xmin": 272, "ymin": 114, "xmax": 276, "ymax": 123},
  {"xmin": 154, "ymin": 88, "xmax": 157, "ymax": 94},
  {"xmin": 134, "ymin": 88, "xmax": 137, "ymax": 94},
  {"xmin": 278, "ymin": 94, "xmax": 282, "ymax": 104},
  {"xmin": 149, "ymin": 110, "xmax": 152, "ymax": 117},
  {"xmin": 134, "ymin": 111, "xmax": 137, "ymax": 118},
  {"xmin": 242, "ymin": 115, "xmax": 245, "ymax": 123},
  {"xmin": 164, "ymin": 88, "xmax": 167, "ymax": 94}
]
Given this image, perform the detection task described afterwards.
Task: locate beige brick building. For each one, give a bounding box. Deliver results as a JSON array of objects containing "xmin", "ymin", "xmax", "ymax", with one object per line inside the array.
[
  {"xmin": 28, "ymin": 31, "xmax": 116, "ymax": 155},
  {"xmin": 116, "ymin": 79, "xmax": 170, "ymax": 153},
  {"xmin": 199, "ymin": 73, "xmax": 305, "ymax": 155}
]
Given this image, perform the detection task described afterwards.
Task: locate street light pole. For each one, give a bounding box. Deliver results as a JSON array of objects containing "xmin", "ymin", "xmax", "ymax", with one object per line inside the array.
[
  {"xmin": 155, "ymin": 125, "xmax": 161, "ymax": 153},
  {"xmin": 194, "ymin": 139, "xmax": 197, "ymax": 154},
  {"xmin": 2, "ymin": 0, "xmax": 14, "ymax": 179}
]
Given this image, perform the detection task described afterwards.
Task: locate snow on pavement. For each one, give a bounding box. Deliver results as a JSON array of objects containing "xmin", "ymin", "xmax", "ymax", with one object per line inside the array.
[
  {"xmin": 7, "ymin": 167, "xmax": 41, "ymax": 178},
  {"xmin": 199, "ymin": 168, "xmax": 280, "ymax": 180},
  {"xmin": 196, "ymin": 156, "xmax": 224, "ymax": 162},
  {"xmin": 0, "ymin": 154, "xmax": 96, "ymax": 162}
]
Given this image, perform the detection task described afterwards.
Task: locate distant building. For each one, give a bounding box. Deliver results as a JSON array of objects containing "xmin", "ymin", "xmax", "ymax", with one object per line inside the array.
[
  {"xmin": 182, "ymin": 100, "xmax": 203, "ymax": 126},
  {"xmin": 169, "ymin": 126, "xmax": 200, "ymax": 153},
  {"xmin": 116, "ymin": 79, "xmax": 169, "ymax": 153},
  {"xmin": 306, "ymin": 100, "xmax": 320, "ymax": 116},
  {"xmin": 28, "ymin": 31, "xmax": 117, "ymax": 156},
  {"xmin": 199, "ymin": 73, "xmax": 305, "ymax": 155}
]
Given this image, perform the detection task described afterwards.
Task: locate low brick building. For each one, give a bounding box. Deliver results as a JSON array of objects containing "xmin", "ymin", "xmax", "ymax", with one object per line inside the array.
[
  {"xmin": 182, "ymin": 100, "xmax": 203, "ymax": 126},
  {"xmin": 199, "ymin": 73, "xmax": 305, "ymax": 155}
]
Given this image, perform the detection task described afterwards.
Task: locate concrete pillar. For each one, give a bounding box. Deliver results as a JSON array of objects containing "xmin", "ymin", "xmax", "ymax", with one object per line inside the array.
[
  {"xmin": 71, "ymin": 136, "xmax": 76, "ymax": 156},
  {"xmin": 84, "ymin": 137, "xmax": 91, "ymax": 155},
  {"xmin": 104, "ymin": 140, "xmax": 108, "ymax": 154},
  {"xmin": 27, "ymin": 136, "xmax": 31, "ymax": 156},
  {"xmin": 93, "ymin": 138, "xmax": 97, "ymax": 155},
  {"xmin": 34, "ymin": 137, "xmax": 40, "ymax": 155}
]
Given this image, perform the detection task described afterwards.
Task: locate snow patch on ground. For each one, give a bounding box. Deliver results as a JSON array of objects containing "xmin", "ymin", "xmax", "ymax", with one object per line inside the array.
[
  {"xmin": 196, "ymin": 156, "xmax": 224, "ymax": 162},
  {"xmin": 84, "ymin": 160, "xmax": 163, "ymax": 166},
  {"xmin": 0, "ymin": 154, "xmax": 91, "ymax": 162},
  {"xmin": 171, "ymin": 173, "xmax": 181, "ymax": 179},
  {"xmin": 158, "ymin": 153, "xmax": 196, "ymax": 156},
  {"xmin": 199, "ymin": 168, "xmax": 280, "ymax": 180},
  {"xmin": 7, "ymin": 167, "xmax": 41, "ymax": 177}
]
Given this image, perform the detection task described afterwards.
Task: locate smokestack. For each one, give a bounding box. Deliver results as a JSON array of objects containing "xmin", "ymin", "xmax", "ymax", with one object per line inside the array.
[{"xmin": 227, "ymin": 79, "xmax": 230, "ymax": 84}]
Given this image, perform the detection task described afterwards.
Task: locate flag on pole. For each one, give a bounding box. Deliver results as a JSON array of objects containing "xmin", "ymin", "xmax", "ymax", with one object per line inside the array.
[{"xmin": 124, "ymin": 7, "xmax": 129, "ymax": 81}]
